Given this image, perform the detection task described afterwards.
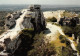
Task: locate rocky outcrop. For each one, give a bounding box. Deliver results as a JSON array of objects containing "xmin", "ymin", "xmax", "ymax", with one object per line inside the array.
[
  {"xmin": 5, "ymin": 11, "xmax": 22, "ymax": 30},
  {"xmin": 22, "ymin": 5, "xmax": 46, "ymax": 33},
  {"xmin": 0, "ymin": 5, "xmax": 46, "ymax": 56},
  {"xmin": 5, "ymin": 5, "xmax": 46, "ymax": 33}
]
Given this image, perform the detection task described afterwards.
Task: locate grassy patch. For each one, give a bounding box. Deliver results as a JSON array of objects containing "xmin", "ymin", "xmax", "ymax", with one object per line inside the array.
[
  {"xmin": 28, "ymin": 32, "xmax": 57, "ymax": 56},
  {"xmin": 51, "ymin": 37, "xmax": 66, "ymax": 47}
]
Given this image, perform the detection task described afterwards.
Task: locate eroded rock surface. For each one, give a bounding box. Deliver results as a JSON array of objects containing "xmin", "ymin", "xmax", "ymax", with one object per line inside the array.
[{"xmin": 0, "ymin": 5, "xmax": 46, "ymax": 56}]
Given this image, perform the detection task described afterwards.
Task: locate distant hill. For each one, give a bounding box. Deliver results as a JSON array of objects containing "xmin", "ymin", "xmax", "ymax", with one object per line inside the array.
[
  {"xmin": 0, "ymin": 5, "xmax": 29, "ymax": 11},
  {"xmin": 0, "ymin": 5, "xmax": 80, "ymax": 13}
]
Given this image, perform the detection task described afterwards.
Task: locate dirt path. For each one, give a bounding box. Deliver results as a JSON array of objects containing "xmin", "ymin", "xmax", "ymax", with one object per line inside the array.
[
  {"xmin": 44, "ymin": 22, "xmax": 77, "ymax": 51},
  {"xmin": 44, "ymin": 22, "xmax": 65, "ymax": 42}
]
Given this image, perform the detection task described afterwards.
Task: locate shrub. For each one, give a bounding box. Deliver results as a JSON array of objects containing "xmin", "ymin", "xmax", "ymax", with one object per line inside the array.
[
  {"xmin": 73, "ymin": 25, "xmax": 80, "ymax": 34},
  {"xmin": 72, "ymin": 25, "xmax": 80, "ymax": 39},
  {"xmin": 21, "ymin": 28, "xmax": 34, "ymax": 38},
  {"xmin": 77, "ymin": 43, "xmax": 80, "ymax": 53},
  {"xmin": 61, "ymin": 47, "xmax": 74, "ymax": 56},
  {"xmin": 59, "ymin": 35, "xmax": 64, "ymax": 40},
  {"xmin": 65, "ymin": 40, "xmax": 70, "ymax": 46},
  {"xmin": 28, "ymin": 32, "xmax": 57, "ymax": 56},
  {"xmin": 46, "ymin": 17, "xmax": 57, "ymax": 22},
  {"xmin": 59, "ymin": 35, "xmax": 66, "ymax": 43},
  {"xmin": 62, "ymin": 26, "xmax": 72, "ymax": 36},
  {"xmin": 61, "ymin": 39, "xmax": 66, "ymax": 43},
  {"xmin": 59, "ymin": 35, "xmax": 70, "ymax": 46}
]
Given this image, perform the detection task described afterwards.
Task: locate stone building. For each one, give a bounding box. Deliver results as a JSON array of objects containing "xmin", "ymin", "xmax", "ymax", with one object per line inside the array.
[{"xmin": 59, "ymin": 16, "xmax": 79, "ymax": 27}]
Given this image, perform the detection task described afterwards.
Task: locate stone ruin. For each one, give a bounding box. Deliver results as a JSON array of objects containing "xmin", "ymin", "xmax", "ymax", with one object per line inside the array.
[
  {"xmin": 5, "ymin": 5, "xmax": 46, "ymax": 33},
  {"xmin": 59, "ymin": 16, "xmax": 79, "ymax": 26},
  {"xmin": 5, "ymin": 11, "xmax": 22, "ymax": 30},
  {"xmin": 0, "ymin": 5, "xmax": 46, "ymax": 56}
]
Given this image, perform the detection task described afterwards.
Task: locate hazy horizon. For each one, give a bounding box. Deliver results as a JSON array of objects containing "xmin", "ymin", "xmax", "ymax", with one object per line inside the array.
[
  {"xmin": 0, "ymin": 0, "xmax": 80, "ymax": 6},
  {"xmin": 0, "ymin": 4, "xmax": 80, "ymax": 7}
]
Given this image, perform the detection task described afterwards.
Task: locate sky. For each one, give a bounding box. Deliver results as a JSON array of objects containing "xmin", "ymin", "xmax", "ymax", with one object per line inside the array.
[{"xmin": 0, "ymin": 0, "xmax": 80, "ymax": 5}]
